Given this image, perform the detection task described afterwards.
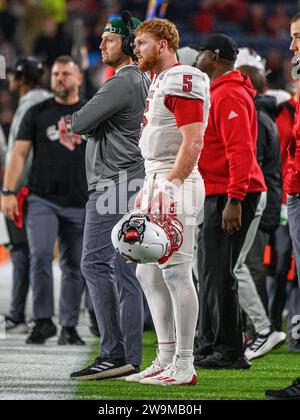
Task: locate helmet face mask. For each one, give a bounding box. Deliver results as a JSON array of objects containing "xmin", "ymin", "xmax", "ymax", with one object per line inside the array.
[
  {"xmin": 111, "ymin": 210, "xmax": 183, "ymax": 264},
  {"xmin": 118, "ymin": 214, "xmax": 147, "ymax": 244},
  {"xmin": 151, "ymin": 215, "xmax": 183, "ymax": 264}
]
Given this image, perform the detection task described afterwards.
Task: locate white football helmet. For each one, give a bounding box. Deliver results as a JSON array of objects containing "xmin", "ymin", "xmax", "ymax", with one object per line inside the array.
[
  {"xmin": 234, "ymin": 47, "xmax": 266, "ymax": 73},
  {"xmin": 111, "ymin": 210, "xmax": 183, "ymax": 264}
]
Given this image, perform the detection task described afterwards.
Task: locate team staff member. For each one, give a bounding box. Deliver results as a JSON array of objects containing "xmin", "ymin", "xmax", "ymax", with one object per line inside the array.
[
  {"xmin": 266, "ymin": 12, "xmax": 300, "ymax": 400},
  {"xmin": 196, "ymin": 34, "xmax": 266, "ymax": 369},
  {"xmin": 1, "ymin": 56, "xmax": 87, "ymax": 346},
  {"xmin": 268, "ymin": 93, "xmax": 296, "ymax": 333},
  {"xmin": 234, "ymin": 52, "xmax": 286, "ymax": 360},
  {"xmin": 4, "ymin": 57, "xmax": 51, "ymax": 334},
  {"xmin": 70, "ymin": 15, "xmax": 150, "ymax": 381}
]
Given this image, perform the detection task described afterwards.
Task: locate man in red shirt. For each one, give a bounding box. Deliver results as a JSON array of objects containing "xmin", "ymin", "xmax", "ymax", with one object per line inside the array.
[
  {"xmin": 267, "ymin": 93, "xmax": 295, "ymax": 333},
  {"xmin": 195, "ymin": 34, "xmax": 267, "ymax": 369},
  {"xmin": 266, "ymin": 12, "xmax": 300, "ymax": 400}
]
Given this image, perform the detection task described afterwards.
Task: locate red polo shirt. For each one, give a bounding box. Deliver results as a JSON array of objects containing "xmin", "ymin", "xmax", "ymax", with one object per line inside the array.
[
  {"xmin": 275, "ymin": 98, "xmax": 296, "ymax": 202},
  {"xmin": 285, "ymin": 101, "xmax": 300, "ymax": 194}
]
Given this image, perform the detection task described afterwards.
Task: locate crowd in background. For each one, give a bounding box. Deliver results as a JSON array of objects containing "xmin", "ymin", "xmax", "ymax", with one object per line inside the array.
[{"xmin": 1, "ymin": 0, "xmax": 300, "ymax": 141}]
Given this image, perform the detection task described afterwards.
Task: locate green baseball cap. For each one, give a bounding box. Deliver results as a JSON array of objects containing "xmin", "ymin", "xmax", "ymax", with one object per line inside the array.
[{"xmin": 103, "ymin": 17, "xmax": 141, "ymax": 36}]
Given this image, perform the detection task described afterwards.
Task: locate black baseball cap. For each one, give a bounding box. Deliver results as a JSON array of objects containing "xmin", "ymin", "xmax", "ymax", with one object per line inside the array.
[
  {"xmin": 8, "ymin": 57, "xmax": 44, "ymax": 80},
  {"xmin": 199, "ymin": 34, "xmax": 239, "ymax": 61}
]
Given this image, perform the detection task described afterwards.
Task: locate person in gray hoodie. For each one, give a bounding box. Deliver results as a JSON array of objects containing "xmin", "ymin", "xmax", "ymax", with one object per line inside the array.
[
  {"xmin": 70, "ymin": 13, "xmax": 150, "ymax": 380},
  {"xmin": 4, "ymin": 57, "xmax": 51, "ymax": 333}
]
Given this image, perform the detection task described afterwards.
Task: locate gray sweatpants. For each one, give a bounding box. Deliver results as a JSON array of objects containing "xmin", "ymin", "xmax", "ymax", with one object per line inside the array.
[
  {"xmin": 9, "ymin": 243, "xmax": 30, "ymax": 323},
  {"xmin": 26, "ymin": 194, "xmax": 86, "ymax": 326},
  {"xmin": 81, "ymin": 179, "xmax": 144, "ymax": 366},
  {"xmin": 235, "ymin": 191, "xmax": 270, "ymax": 334},
  {"xmin": 288, "ymin": 195, "xmax": 300, "ymax": 288},
  {"xmin": 287, "ymin": 195, "xmax": 300, "ymax": 339}
]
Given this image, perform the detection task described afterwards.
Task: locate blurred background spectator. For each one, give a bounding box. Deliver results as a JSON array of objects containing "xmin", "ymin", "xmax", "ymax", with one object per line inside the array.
[{"xmin": 0, "ymin": 0, "xmax": 299, "ymax": 138}]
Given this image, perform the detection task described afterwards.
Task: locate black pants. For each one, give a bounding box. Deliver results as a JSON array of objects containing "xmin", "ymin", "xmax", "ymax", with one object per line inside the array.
[{"xmin": 197, "ymin": 192, "xmax": 261, "ymax": 359}]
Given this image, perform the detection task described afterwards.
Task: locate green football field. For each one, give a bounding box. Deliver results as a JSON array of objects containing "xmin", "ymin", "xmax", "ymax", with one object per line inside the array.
[{"xmin": 75, "ymin": 331, "xmax": 300, "ymax": 400}]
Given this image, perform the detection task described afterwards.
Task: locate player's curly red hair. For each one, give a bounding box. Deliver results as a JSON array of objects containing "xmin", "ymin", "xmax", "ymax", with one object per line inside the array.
[{"xmin": 135, "ymin": 18, "xmax": 179, "ymax": 52}]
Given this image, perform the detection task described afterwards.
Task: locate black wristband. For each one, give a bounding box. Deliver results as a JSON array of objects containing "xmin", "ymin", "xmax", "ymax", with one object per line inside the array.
[
  {"xmin": 1, "ymin": 189, "xmax": 16, "ymax": 196},
  {"xmin": 228, "ymin": 197, "xmax": 241, "ymax": 205}
]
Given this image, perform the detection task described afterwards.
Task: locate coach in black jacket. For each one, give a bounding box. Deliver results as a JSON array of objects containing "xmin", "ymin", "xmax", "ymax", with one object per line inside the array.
[
  {"xmin": 254, "ymin": 93, "xmax": 282, "ymax": 232},
  {"xmin": 239, "ymin": 65, "xmax": 282, "ymax": 309}
]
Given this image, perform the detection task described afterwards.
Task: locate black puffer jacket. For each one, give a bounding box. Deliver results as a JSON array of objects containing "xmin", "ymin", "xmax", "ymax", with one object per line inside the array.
[{"xmin": 254, "ymin": 94, "xmax": 282, "ymax": 233}]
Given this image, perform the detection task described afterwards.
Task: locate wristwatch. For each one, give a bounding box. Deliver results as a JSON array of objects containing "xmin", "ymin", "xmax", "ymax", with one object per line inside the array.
[
  {"xmin": 228, "ymin": 197, "xmax": 241, "ymax": 205},
  {"xmin": 1, "ymin": 188, "xmax": 16, "ymax": 196}
]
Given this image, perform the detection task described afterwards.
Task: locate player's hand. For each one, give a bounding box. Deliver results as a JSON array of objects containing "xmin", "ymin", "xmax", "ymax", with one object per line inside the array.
[
  {"xmin": 134, "ymin": 188, "xmax": 143, "ymax": 209},
  {"xmin": 1, "ymin": 195, "xmax": 18, "ymax": 220},
  {"xmin": 222, "ymin": 200, "xmax": 242, "ymax": 235},
  {"xmin": 148, "ymin": 191, "xmax": 176, "ymax": 222}
]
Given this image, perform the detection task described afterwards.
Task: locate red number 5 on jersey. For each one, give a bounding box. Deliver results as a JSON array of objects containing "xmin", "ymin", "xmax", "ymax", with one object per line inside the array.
[{"xmin": 183, "ymin": 75, "xmax": 193, "ymax": 92}]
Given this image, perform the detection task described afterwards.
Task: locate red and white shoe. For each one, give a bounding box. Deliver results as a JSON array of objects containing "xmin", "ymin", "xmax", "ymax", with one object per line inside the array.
[
  {"xmin": 126, "ymin": 355, "xmax": 165, "ymax": 383},
  {"xmin": 140, "ymin": 357, "xmax": 197, "ymax": 386}
]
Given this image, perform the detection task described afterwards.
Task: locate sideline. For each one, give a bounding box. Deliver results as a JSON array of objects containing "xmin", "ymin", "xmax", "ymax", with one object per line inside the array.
[{"xmin": 0, "ymin": 261, "xmax": 94, "ymax": 400}]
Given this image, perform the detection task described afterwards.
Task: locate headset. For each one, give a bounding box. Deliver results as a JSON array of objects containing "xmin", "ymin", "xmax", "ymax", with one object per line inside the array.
[
  {"xmin": 121, "ymin": 10, "xmax": 137, "ymax": 61},
  {"xmin": 121, "ymin": 10, "xmax": 150, "ymax": 97}
]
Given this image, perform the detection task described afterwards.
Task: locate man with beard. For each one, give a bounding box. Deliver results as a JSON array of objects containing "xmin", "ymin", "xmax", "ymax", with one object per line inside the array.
[
  {"xmin": 1, "ymin": 56, "xmax": 87, "ymax": 345},
  {"xmin": 70, "ymin": 14, "xmax": 150, "ymax": 381},
  {"xmin": 265, "ymin": 11, "xmax": 300, "ymax": 400},
  {"xmin": 124, "ymin": 18, "xmax": 210, "ymax": 386}
]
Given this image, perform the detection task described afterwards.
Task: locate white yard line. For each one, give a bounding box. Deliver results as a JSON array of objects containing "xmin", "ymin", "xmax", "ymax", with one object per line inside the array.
[{"xmin": 0, "ymin": 260, "xmax": 94, "ymax": 400}]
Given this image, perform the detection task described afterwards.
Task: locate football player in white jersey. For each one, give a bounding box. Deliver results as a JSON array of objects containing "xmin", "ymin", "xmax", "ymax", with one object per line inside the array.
[{"xmin": 125, "ymin": 19, "xmax": 210, "ymax": 386}]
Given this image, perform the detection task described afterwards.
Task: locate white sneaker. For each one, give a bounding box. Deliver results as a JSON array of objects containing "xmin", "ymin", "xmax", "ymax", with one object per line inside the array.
[
  {"xmin": 140, "ymin": 356, "xmax": 197, "ymax": 386},
  {"xmin": 245, "ymin": 330, "xmax": 286, "ymax": 360},
  {"xmin": 5, "ymin": 317, "xmax": 29, "ymax": 334},
  {"xmin": 126, "ymin": 356, "xmax": 165, "ymax": 383}
]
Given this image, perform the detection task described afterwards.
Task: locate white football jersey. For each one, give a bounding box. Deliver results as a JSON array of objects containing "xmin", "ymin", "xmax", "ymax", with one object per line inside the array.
[{"xmin": 139, "ymin": 64, "xmax": 210, "ymax": 174}]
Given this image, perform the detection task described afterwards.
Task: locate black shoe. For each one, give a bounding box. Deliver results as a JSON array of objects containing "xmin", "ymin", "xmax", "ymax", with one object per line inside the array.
[
  {"xmin": 133, "ymin": 365, "xmax": 140, "ymax": 373},
  {"xmin": 70, "ymin": 357, "xmax": 137, "ymax": 380},
  {"xmin": 194, "ymin": 352, "xmax": 251, "ymax": 370},
  {"xmin": 265, "ymin": 377, "xmax": 300, "ymax": 400},
  {"xmin": 58, "ymin": 327, "xmax": 86, "ymax": 345},
  {"xmin": 26, "ymin": 319, "xmax": 57, "ymax": 344},
  {"xmin": 194, "ymin": 353, "xmax": 211, "ymax": 366},
  {"xmin": 88, "ymin": 311, "xmax": 100, "ymax": 337}
]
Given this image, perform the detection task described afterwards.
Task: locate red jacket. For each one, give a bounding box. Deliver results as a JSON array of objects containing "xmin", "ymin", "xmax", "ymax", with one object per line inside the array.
[
  {"xmin": 275, "ymin": 98, "xmax": 296, "ymax": 203},
  {"xmin": 285, "ymin": 101, "xmax": 300, "ymax": 193},
  {"xmin": 198, "ymin": 70, "xmax": 266, "ymax": 200}
]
